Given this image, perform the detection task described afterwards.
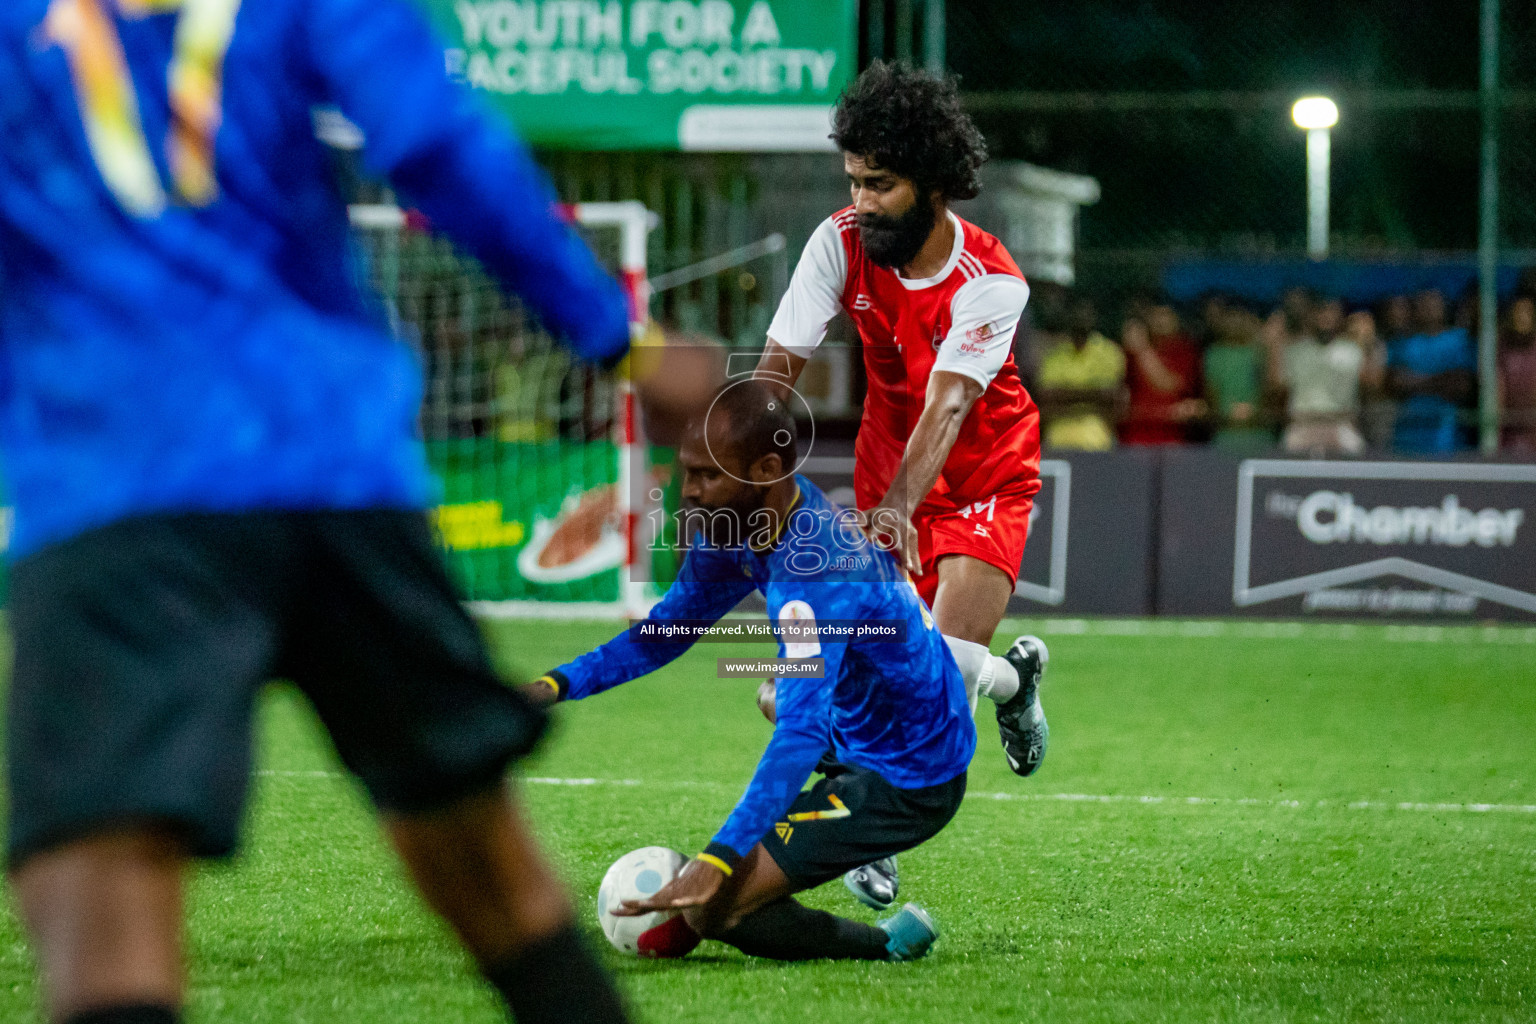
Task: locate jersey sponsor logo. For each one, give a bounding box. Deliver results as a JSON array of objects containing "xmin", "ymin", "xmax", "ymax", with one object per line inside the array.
[
  {"xmin": 775, "ymin": 822, "xmax": 794, "ymax": 843},
  {"xmin": 959, "ymin": 322, "xmax": 996, "ymax": 355},
  {"xmin": 853, "ymin": 293, "xmax": 873, "ymax": 311},
  {"xmin": 958, "ymin": 495, "xmax": 998, "ymax": 522}
]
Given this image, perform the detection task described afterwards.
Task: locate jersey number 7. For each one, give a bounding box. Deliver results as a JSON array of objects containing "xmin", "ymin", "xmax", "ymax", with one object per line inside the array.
[{"xmin": 41, "ymin": 0, "xmax": 243, "ymax": 218}]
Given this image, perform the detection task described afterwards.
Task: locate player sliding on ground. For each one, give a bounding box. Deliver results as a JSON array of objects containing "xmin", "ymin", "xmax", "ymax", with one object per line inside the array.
[
  {"xmin": 753, "ymin": 59, "xmax": 1051, "ymax": 912},
  {"xmin": 528, "ymin": 381, "xmax": 973, "ymax": 962}
]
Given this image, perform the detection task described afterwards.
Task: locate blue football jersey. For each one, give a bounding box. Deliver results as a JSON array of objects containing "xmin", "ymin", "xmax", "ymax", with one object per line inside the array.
[
  {"xmin": 556, "ymin": 476, "xmax": 976, "ymax": 861},
  {"xmin": 0, "ymin": 0, "xmax": 630, "ymax": 559}
]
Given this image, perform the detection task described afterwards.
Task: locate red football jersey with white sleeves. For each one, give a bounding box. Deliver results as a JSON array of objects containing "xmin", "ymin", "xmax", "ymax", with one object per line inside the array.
[{"xmin": 769, "ymin": 206, "xmax": 1042, "ymax": 513}]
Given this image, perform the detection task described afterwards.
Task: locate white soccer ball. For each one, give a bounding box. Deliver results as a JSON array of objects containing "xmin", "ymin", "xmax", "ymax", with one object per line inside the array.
[{"xmin": 596, "ymin": 846, "xmax": 687, "ymax": 955}]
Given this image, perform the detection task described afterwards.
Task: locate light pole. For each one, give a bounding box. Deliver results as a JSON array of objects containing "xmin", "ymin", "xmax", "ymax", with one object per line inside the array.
[{"xmin": 1291, "ymin": 96, "xmax": 1338, "ymax": 260}]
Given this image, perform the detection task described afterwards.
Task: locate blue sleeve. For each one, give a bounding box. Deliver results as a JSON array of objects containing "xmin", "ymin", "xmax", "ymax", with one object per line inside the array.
[
  {"xmin": 555, "ymin": 547, "xmax": 756, "ymax": 701},
  {"xmin": 708, "ymin": 648, "xmax": 847, "ymax": 862},
  {"xmin": 300, "ymin": 0, "xmax": 630, "ymax": 363},
  {"xmin": 706, "ymin": 599, "xmax": 850, "ymax": 862}
]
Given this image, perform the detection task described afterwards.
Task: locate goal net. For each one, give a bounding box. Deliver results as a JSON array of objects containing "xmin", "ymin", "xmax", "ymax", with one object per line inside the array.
[{"xmin": 349, "ymin": 201, "xmax": 660, "ymax": 617}]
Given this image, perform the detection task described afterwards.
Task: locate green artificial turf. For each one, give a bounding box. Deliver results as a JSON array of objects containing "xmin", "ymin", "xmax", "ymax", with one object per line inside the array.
[{"xmin": 2, "ymin": 619, "xmax": 1533, "ymax": 1022}]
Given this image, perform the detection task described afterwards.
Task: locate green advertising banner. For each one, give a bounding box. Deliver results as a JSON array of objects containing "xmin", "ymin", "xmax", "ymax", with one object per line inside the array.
[
  {"xmin": 418, "ymin": 0, "xmax": 858, "ymax": 150},
  {"xmin": 429, "ymin": 438, "xmax": 623, "ymax": 604},
  {"xmin": 427, "ymin": 439, "xmax": 682, "ymax": 606}
]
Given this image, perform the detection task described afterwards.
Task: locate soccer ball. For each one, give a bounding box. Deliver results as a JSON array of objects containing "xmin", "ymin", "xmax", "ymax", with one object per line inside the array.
[{"xmin": 596, "ymin": 846, "xmax": 690, "ymax": 956}]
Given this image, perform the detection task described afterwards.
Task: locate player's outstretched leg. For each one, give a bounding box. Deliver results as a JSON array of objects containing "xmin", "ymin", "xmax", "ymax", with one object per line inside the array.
[
  {"xmin": 930, "ymin": 555, "xmax": 1024, "ymax": 716},
  {"xmin": 711, "ymin": 897, "xmax": 892, "ymax": 961},
  {"xmin": 705, "ymin": 895, "xmax": 939, "ymax": 962},
  {"xmin": 843, "ymin": 855, "xmax": 898, "ymax": 911},
  {"xmin": 718, "ymin": 897, "xmax": 939, "ymax": 962},
  {"xmin": 682, "ymin": 844, "xmax": 937, "ymax": 962},
  {"xmin": 386, "ymin": 784, "xmax": 630, "ymax": 1024},
  {"xmin": 995, "ymin": 636, "xmax": 1050, "ymax": 777}
]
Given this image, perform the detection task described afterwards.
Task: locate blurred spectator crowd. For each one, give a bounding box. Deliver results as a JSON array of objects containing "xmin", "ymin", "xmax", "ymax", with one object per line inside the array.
[{"xmin": 1020, "ymin": 275, "xmax": 1536, "ymax": 457}]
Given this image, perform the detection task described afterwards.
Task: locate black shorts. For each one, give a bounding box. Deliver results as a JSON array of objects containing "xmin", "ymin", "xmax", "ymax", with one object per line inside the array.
[
  {"xmin": 5, "ymin": 509, "xmax": 546, "ymax": 868},
  {"xmin": 761, "ymin": 764, "xmax": 967, "ymax": 888}
]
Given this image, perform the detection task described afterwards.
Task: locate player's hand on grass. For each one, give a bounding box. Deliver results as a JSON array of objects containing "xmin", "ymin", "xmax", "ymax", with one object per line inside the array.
[{"xmin": 612, "ymin": 857, "xmax": 724, "ymax": 915}]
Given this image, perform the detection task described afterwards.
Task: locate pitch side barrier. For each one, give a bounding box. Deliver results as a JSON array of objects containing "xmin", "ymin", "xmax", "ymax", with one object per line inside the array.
[
  {"xmin": 797, "ymin": 447, "xmax": 1536, "ymax": 622},
  {"xmin": 0, "ymin": 453, "xmax": 1528, "ymax": 622},
  {"xmin": 799, "ymin": 446, "xmax": 1160, "ymax": 617},
  {"xmin": 1157, "ymin": 450, "xmax": 1536, "ymax": 622}
]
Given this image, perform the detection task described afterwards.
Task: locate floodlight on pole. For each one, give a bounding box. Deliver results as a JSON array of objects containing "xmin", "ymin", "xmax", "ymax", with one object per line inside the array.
[{"xmin": 1291, "ymin": 97, "xmax": 1338, "ymax": 259}]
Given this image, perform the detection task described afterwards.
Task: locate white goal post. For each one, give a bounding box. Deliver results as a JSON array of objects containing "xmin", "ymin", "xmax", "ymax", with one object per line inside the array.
[{"xmin": 348, "ymin": 199, "xmax": 658, "ymax": 619}]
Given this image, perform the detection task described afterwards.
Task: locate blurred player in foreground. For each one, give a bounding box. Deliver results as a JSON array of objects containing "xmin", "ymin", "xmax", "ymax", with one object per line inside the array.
[
  {"xmin": 0, "ymin": 2, "xmax": 715, "ymax": 1023},
  {"xmin": 753, "ymin": 59, "xmax": 1050, "ymax": 909},
  {"xmin": 528, "ymin": 381, "xmax": 974, "ymax": 962}
]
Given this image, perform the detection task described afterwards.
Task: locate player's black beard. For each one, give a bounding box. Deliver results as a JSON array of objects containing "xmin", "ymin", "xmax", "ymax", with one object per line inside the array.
[
  {"xmin": 681, "ymin": 489, "xmax": 768, "ymax": 549},
  {"xmin": 859, "ymin": 192, "xmax": 937, "ymax": 270}
]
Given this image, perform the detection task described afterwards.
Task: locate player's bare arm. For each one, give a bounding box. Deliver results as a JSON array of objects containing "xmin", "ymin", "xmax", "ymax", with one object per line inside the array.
[
  {"xmin": 754, "ymin": 338, "xmax": 810, "ymax": 400},
  {"xmin": 863, "ymin": 370, "xmax": 985, "ymax": 574}
]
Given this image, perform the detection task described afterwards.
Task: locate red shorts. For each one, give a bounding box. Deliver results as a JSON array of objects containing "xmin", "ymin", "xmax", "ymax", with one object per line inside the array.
[
  {"xmin": 909, "ymin": 487, "xmax": 1035, "ymax": 606},
  {"xmin": 856, "ymin": 470, "xmax": 1038, "ymax": 608}
]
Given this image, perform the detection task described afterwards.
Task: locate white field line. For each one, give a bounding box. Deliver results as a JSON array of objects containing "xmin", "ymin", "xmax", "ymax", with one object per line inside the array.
[
  {"xmin": 253, "ymin": 771, "xmax": 1536, "ymax": 814},
  {"xmin": 997, "ymin": 618, "xmax": 1536, "ymax": 645},
  {"xmin": 974, "ymin": 791, "xmax": 1536, "ymax": 814}
]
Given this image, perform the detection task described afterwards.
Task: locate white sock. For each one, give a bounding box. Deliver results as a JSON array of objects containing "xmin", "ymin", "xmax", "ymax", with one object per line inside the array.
[
  {"xmin": 943, "ymin": 636, "xmax": 1021, "ymax": 711},
  {"xmin": 981, "ymin": 650, "xmax": 1020, "ymax": 704},
  {"xmin": 944, "ymin": 636, "xmax": 987, "ymax": 714}
]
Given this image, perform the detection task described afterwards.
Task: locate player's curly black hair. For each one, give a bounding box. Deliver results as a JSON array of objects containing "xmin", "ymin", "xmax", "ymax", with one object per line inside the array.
[{"xmin": 830, "ymin": 60, "xmax": 987, "ymax": 201}]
